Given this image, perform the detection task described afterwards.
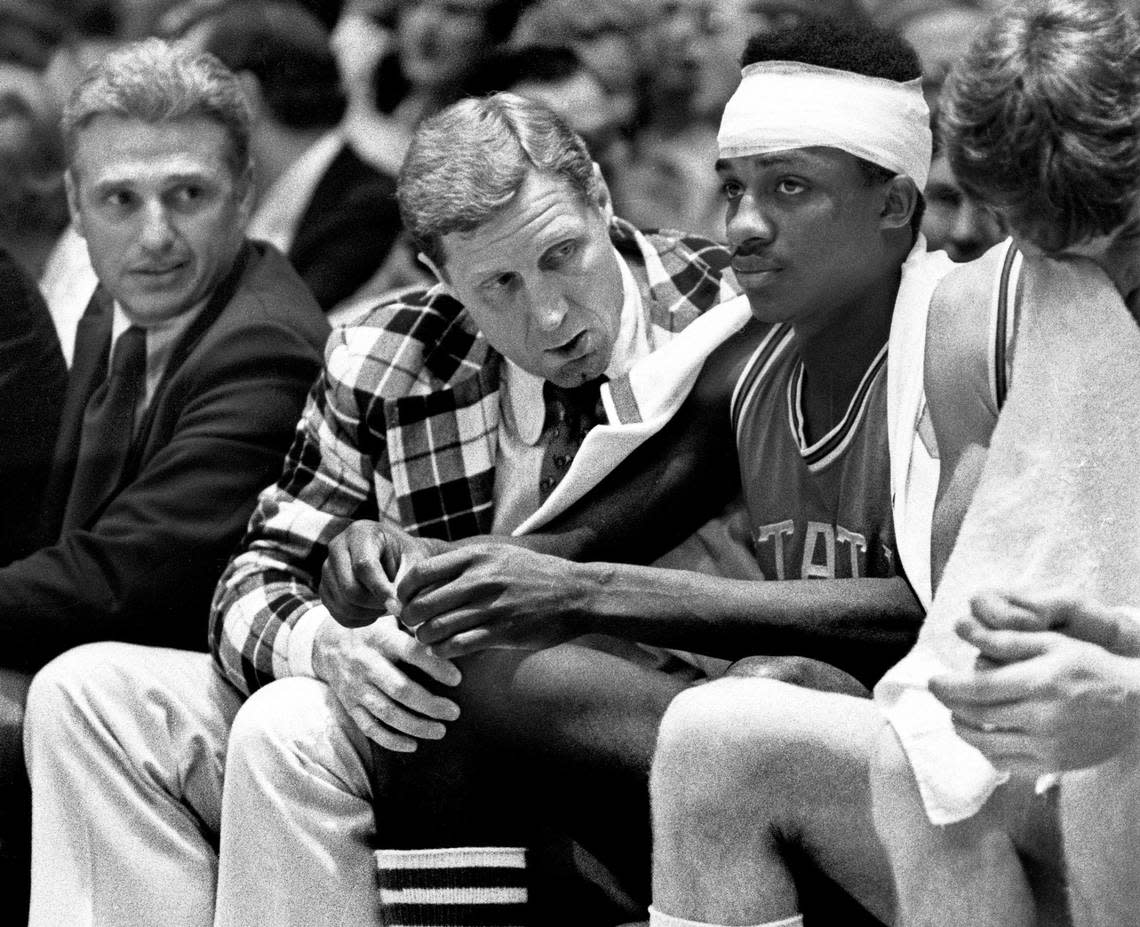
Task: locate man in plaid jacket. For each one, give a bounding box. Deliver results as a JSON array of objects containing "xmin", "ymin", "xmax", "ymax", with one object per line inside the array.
[{"xmin": 23, "ymin": 93, "xmax": 741, "ymax": 927}]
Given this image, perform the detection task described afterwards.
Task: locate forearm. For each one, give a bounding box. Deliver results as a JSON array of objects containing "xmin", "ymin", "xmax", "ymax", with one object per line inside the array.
[{"xmin": 571, "ymin": 565, "xmax": 923, "ymax": 686}]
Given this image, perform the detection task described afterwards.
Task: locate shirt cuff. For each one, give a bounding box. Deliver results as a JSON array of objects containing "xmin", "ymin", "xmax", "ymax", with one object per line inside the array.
[{"xmin": 287, "ymin": 604, "xmax": 331, "ymax": 679}]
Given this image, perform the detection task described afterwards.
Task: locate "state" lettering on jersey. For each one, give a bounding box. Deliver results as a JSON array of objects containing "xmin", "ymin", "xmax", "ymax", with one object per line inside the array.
[{"xmin": 753, "ymin": 520, "xmax": 894, "ymax": 579}]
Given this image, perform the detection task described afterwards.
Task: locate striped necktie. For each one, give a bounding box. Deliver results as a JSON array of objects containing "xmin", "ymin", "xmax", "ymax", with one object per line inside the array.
[{"xmin": 538, "ymin": 375, "xmax": 607, "ymax": 502}]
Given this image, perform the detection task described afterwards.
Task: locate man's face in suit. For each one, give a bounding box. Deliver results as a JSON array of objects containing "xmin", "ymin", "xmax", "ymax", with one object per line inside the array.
[{"xmin": 66, "ymin": 114, "xmax": 253, "ymax": 327}]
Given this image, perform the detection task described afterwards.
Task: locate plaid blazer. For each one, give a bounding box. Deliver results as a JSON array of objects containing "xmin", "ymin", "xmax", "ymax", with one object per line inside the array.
[{"xmin": 210, "ymin": 217, "xmax": 738, "ymax": 695}]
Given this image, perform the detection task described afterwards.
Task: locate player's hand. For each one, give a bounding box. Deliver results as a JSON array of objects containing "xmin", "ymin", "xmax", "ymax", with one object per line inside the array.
[
  {"xmin": 930, "ymin": 590, "xmax": 1140, "ymax": 773},
  {"xmin": 312, "ymin": 614, "xmax": 462, "ymax": 752},
  {"xmin": 320, "ymin": 520, "xmax": 446, "ymax": 627},
  {"xmin": 396, "ymin": 541, "xmax": 593, "ymax": 657}
]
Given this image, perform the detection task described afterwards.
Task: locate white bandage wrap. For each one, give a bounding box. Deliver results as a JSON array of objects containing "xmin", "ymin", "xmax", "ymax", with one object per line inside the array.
[{"xmin": 718, "ymin": 61, "xmax": 931, "ymax": 190}]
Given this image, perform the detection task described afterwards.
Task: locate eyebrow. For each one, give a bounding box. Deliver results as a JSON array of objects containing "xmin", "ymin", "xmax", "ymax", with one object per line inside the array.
[
  {"xmin": 715, "ymin": 153, "xmax": 801, "ymax": 172},
  {"xmin": 91, "ymin": 169, "xmax": 215, "ymax": 189}
]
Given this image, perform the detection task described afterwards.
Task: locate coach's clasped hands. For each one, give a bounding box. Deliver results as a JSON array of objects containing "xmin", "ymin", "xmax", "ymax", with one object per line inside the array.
[{"xmin": 321, "ymin": 522, "xmax": 593, "ymax": 656}]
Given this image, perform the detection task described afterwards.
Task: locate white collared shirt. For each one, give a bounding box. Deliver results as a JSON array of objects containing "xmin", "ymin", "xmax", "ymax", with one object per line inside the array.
[
  {"xmin": 490, "ymin": 250, "xmax": 649, "ymax": 533},
  {"xmin": 40, "ymin": 224, "xmax": 100, "ymax": 366},
  {"xmin": 247, "ymin": 131, "xmax": 344, "ymax": 254},
  {"xmin": 110, "ymin": 301, "xmax": 204, "ymax": 425}
]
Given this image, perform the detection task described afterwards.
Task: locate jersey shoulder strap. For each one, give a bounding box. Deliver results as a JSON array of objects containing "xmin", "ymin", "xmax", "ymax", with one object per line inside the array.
[{"xmin": 992, "ymin": 241, "xmax": 1023, "ymax": 411}]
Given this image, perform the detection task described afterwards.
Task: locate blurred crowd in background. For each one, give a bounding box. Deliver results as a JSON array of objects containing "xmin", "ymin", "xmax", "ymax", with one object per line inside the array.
[{"xmin": 0, "ymin": 0, "xmax": 1013, "ymax": 310}]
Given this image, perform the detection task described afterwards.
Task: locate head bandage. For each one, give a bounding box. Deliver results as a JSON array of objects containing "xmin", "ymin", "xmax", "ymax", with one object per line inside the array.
[{"xmin": 718, "ymin": 61, "xmax": 931, "ymax": 190}]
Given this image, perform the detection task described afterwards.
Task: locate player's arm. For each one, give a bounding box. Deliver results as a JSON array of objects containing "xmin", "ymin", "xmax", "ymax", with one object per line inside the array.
[
  {"xmin": 385, "ymin": 326, "xmax": 914, "ymax": 683},
  {"xmin": 321, "ymin": 313, "xmax": 763, "ymax": 625},
  {"xmin": 925, "ymin": 258, "xmax": 1005, "ymax": 591},
  {"xmin": 524, "ymin": 317, "xmax": 763, "ymax": 562}
]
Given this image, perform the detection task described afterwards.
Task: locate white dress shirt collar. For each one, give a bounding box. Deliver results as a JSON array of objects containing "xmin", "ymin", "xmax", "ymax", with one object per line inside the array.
[{"xmin": 111, "ymin": 301, "xmax": 204, "ymax": 415}]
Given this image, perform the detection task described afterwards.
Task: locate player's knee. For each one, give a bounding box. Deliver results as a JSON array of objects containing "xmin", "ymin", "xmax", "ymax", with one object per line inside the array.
[
  {"xmin": 868, "ymin": 723, "xmax": 911, "ymax": 789},
  {"xmin": 726, "ymin": 654, "xmax": 870, "ymax": 698},
  {"xmin": 228, "ymin": 677, "xmax": 341, "ymax": 773},
  {"xmin": 653, "ymin": 682, "xmax": 760, "ymax": 815}
]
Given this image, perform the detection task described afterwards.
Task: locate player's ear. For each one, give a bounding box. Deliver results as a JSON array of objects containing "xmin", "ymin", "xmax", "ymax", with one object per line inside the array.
[{"xmin": 879, "ymin": 175, "xmax": 919, "ymax": 231}]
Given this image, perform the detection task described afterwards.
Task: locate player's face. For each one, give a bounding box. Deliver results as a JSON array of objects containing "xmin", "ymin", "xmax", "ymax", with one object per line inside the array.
[
  {"xmin": 719, "ymin": 146, "xmax": 898, "ymax": 336},
  {"xmin": 438, "ymin": 169, "xmax": 624, "ymax": 389},
  {"xmin": 923, "ymin": 149, "xmax": 1006, "ymax": 264},
  {"xmin": 1009, "ymin": 199, "xmax": 1140, "ymax": 319}
]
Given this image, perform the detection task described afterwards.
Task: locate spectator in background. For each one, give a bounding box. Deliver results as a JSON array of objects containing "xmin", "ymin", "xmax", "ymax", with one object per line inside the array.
[
  {"xmin": 874, "ymin": 0, "xmax": 988, "ymax": 107},
  {"xmin": 330, "ymin": 0, "xmax": 397, "ymax": 142},
  {"xmin": 0, "ymin": 0, "xmax": 70, "ymax": 280},
  {"xmin": 354, "ymin": 0, "xmax": 528, "ymax": 174},
  {"xmin": 479, "ymin": 45, "xmax": 629, "ymax": 200},
  {"xmin": 183, "ymin": 0, "xmax": 403, "ymax": 314},
  {"xmin": 0, "ymin": 1, "xmax": 63, "ymax": 129},
  {"xmin": 510, "ymin": 0, "xmax": 646, "ymax": 129},
  {"xmin": 40, "ymin": 0, "xmax": 123, "ymax": 115},
  {"xmin": 0, "ymin": 99, "xmax": 69, "ymax": 280},
  {"xmin": 727, "ymin": 0, "xmax": 866, "ymax": 37},
  {"xmin": 14, "ymin": 38, "xmax": 328, "ymax": 924},
  {"xmin": 922, "ymin": 111, "xmax": 1006, "ymax": 263},
  {"xmin": 614, "ymin": 0, "xmax": 731, "ymax": 239},
  {"xmin": 0, "ymin": 251, "xmax": 65, "ymax": 568}
]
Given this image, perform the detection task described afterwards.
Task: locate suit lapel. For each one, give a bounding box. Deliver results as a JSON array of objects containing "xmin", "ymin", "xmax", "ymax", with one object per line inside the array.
[{"xmin": 126, "ymin": 242, "xmax": 254, "ymax": 477}]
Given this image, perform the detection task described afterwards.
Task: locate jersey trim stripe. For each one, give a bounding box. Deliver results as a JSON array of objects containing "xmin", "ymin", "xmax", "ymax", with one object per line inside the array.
[
  {"xmin": 731, "ymin": 324, "xmax": 795, "ymax": 445},
  {"xmin": 788, "ymin": 341, "xmax": 889, "ymax": 472},
  {"xmin": 991, "ymin": 241, "xmax": 1022, "ymax": 412}
]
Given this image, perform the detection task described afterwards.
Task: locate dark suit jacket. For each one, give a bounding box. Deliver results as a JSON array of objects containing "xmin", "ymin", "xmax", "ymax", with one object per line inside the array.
[
  {"xmin": 0, "ymin": 249, "xmax": 67, "ymax": 566},
  {"xmin": 0, "ymin": 241, "xmax": 329, "ymax": 669},
  {"xmin": 288, "ymin": 142, "xmax": 401, "ymax": 311}
]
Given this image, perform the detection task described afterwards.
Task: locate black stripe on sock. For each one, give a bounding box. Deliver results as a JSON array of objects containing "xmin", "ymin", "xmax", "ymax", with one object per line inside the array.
[{"xmin": 378, "ymin": 866, "xmax": 527, "ymax": 891}]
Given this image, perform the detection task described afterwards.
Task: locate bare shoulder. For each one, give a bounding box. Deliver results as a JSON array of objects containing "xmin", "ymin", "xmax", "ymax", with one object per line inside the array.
[{"xmin": 925, "ymin": 241, "xmax": 1012, "ymax": 440}]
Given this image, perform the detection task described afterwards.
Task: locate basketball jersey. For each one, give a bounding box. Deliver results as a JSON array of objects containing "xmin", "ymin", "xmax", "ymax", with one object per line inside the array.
[{"xmin": 732, "ymin": 324, "xmax": 896, "ymax": 581}]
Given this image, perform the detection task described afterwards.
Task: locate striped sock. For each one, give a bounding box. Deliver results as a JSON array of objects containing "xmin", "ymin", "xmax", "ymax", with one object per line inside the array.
[{"xmin": 376, "ymin": 847, "xmax": 529, "ymax": 926}]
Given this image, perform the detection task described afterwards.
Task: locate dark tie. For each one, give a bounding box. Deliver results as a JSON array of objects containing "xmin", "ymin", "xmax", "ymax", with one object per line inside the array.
[
  {"xmin": 61, "ymin": 325, "xmax": 147, "ymax": 530},
  {"xmin": 538, "ymin": 376, "xmax": 607, "ymax": 502}
]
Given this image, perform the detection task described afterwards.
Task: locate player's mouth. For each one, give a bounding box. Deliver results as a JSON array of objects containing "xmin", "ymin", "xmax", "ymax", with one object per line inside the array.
[{"xmin": 731, "ymin": 256, "xmax": 782, "ymax": 277}]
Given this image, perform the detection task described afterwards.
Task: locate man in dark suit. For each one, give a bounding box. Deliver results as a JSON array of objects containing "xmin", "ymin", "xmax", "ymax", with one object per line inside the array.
[
  {"xmin": 0, "ymin": 37, "xmax": 329, "ymax": 912},
  {"xmin": 0, "ymin": 248, "xmax": 66, "ymax": 566},
  {"xmin": 186, "ymin": 0, "xmax": 403, "ymax": 314}
]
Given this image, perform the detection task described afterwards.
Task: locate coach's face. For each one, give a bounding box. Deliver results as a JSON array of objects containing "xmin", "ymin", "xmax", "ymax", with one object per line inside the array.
[
  {"xmin": 66, "ymin": 115, "xmax": 252, "ymax": 327},
  {"xmin": 437, "ymin": 169, "xmax": 623, "ymax": 388}
]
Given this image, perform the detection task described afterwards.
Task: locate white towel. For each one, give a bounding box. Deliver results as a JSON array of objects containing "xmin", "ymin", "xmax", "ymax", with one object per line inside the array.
[
  {"xmin": 887, "ymin": 236, "xmax": 955, "ymax": 609},
  {"xmin": 875, "ymin": 255, "xmax": 1140, "ymax": 825}
]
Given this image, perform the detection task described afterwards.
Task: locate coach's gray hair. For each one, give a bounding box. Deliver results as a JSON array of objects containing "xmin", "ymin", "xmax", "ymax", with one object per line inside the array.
[
  {"xmin": 397, "ymin": 92, "xmax": 601, "ymax": 269},
  {"xmin": 62, "ymin": 38, "xmax": 252, "ymax": 178}
]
